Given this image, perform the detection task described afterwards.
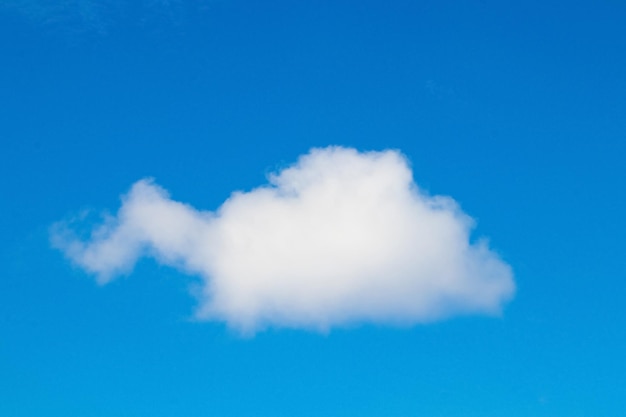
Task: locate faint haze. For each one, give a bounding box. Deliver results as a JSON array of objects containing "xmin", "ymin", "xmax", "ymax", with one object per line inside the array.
[{"xmin": 1, "ymin": 0, "xmax": 214, "ymax": 36}]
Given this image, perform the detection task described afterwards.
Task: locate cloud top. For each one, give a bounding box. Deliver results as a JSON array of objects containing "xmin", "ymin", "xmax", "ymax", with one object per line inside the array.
[{"xmin": 52, "ymin": 147, "xmax": 514, "ymax": 332}]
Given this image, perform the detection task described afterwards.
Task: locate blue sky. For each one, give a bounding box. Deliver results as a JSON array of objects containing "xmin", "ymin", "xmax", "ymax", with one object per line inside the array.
[{"xmin": 1, "ymin": 1, "xmax": 625, "ymax": 416}]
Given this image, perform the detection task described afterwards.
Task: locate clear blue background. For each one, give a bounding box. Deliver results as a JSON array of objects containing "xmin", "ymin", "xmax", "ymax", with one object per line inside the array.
[{"xmin": 1, "ymin": 1, "xmax": 625, "ymax": 416}]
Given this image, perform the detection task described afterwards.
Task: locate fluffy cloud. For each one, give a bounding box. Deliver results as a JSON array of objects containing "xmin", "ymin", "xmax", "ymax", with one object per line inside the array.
[{"xmin": 52, "ymin": 147, "xmax": 514, "ymax": 332}]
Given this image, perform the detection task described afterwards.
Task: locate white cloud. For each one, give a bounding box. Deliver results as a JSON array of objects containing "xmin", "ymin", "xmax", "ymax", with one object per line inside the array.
[{"xmin": 52, "ymin": 147, "xmax": 515, "ymax": 333}]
